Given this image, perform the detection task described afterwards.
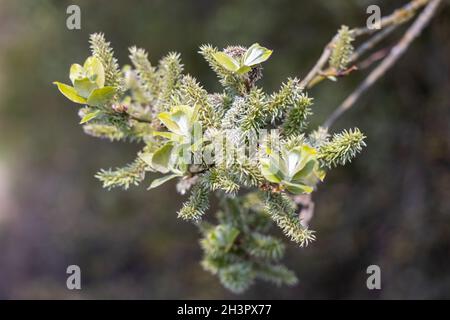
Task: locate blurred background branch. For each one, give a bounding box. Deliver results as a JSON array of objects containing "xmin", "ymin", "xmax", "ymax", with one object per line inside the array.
[
  {"xmin": 301, "ymin": 0, "xmax": 432, "ymax": 89},
  {"xmin": 324, "ymin": 0, "xmax": 442, "ymax": 128}
]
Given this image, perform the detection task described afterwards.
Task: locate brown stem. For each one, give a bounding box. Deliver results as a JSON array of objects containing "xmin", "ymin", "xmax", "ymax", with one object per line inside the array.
[{"xmin": 128, "ymin": 114, "xmax": 153, "ymax": 124}]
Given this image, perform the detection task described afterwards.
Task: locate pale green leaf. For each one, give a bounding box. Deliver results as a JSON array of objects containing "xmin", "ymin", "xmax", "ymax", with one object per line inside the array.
[
  {"xmin": 148, "ymin": 174, "xmax": 180, "ymax": 190},
  {"xmin": 285, "ymin": 149, "xmax": 303, "ymax": 177},
  {"xmin": 139, "ymin": 152, "xmax": 153, "ymax": 166},
  {"xmin": 236, "ymin": 65, "xmax": 252, "ymax": 75},
  {"xmin": 53, "ymin": 82, "xmax": 87, "ymax": 104},
  {"xmin": 151, "ymin": 143, "xmax": 174, "ymax": 173},
  {"xmin": 86, "ymin": 86, "xmax": 116, "ymax": 107},
  {"xmin": 74, "ymin": 78, "xmax": 98, "ymax": 98},
  {"xmin": 171, "ymin": 110, "xmax": 190, "ymax": 134},
  {"xmin": 260, "ymin": 158, "xmax": 283, "ymax": 183},
  {"xmin": 80, "ymin": 110, "xmax": 100, "ymax": 124},
  {"xmin": 283, "ymin": 181, "xmax": 313, "ymax": 194},
  {"xmin": 83, "ymin": 56, "xmax": 105, "ymax": 88},
  {"xmin": 316, "ymin": 169, "xmax": 326, "ymax": 182},
  {"xmin": 243, "ymin": 43, "xmax": 273, "ymax": 66},
  {"xmin": 70, "ymin": 64, "xmax": 85, "ymax": 84},
  {"xmin": 158, "ymin": 112, "xmax": 181, "ymax": 134},
  {"xmin": 152, "ymin": 131, "xmax": 177, "ymax": 140},
  {"xmin": 212, "ymin": 52, "xmax": 240, "ymax": 72},
  {"xmin": 292, "ymin": 160, "xmax": 315, "ymax": 182}
]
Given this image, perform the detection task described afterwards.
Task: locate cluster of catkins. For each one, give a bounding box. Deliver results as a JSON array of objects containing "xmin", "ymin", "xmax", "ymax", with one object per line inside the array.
[{"xmin": 54, "ymin": 33, "xmax": 365, "ymax": 293}]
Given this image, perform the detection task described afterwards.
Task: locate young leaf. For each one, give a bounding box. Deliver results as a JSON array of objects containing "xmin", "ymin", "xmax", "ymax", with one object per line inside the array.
[
  {"xmin": 292, "ymin": 160, "xmax": 315, "ymax": 181},
  {"xmin": 80, "ymin": 110, "xmax": 100, "ymax": 124},
  {"xmin": 151, "ymin": 143, "xmax": 174, "ymax": 173},
  {"xmin": 152, "ymin": 131, "xmax": 179, "ymax": 141},
  {"xmin": 74, "ymin": 78, "xmax": 98, "ymax": 98},
  {"xmin": 243, "ymin": 43, "xmax": 273, "ymax": 67},
  {"xmin": 212, "ymin": 52, "xmax": 240, "ymax": 72},
  {"xmin": 53, "ymin": 82, "xmax": 87, "ymax": 104},
  {"xmin": 158, "ymin": 112, "xmax": 181, "ymax": 134},
  {"xmin": 86, "ymin": 86, "xmax": 116, "ymax": 107},
  {"xmin": 83, "ymin": 56, "xmax": 105, "ymax": 88},
  {"xmin": 260, "ymin": 158, "xmax": 283, "ymax": 183},
  {"xmin": 283, "ymin": 181, "xmax": 313, "ymax": 194},
  {"xmin": 236, "ymin": 65, "xmax": 252, "ymax": 75},
  {"xmin": 148, "ymin": 173, "xmax": 180, "ymax": 190},
  {"xmin": 139, "ymin": 152, "xmax": 153, "ymax": 166},
  {"xmin": 70, "ymin": 64, "xmax": 85, "ymax": 84}
]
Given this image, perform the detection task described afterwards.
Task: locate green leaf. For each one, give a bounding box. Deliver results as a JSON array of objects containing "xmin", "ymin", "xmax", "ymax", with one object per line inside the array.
[
  {"xmin": 86, "ymin": 86, "xmax": 116, "ymax": 107},
  {"xmin": 169, "ymin": 110, "xmax": 190, "ymax": 134},
  {"xmin": 80, "ymin": 110, "xmax": 100, "ymax": 124},
  {"xmin": 151, "ymin": 143, "xmax": 174, "ymax": 173},
  {"xmin": 285, "ymin": 148, "xmax": 303, "ymax": 177},
  {"xmin": 315, "ymin": 168, "xmax": 326, "ymax": 182},
  {"xmin": 224, "ymin": 228, "xmax": 240, "ymax": 252},
  {"xmin": 148, "ymin": 174, "xmax": 180, "ymax": 190},
  {"xmin": 212, "ymin": 52, "xmax": 240, "ymax": 72},
  {"xmin": 139, "ymin": 152, "xmax": 153, "ymax": 166},
  {"xmin": 213, "ymin": 225, "xmax": 240, "ymax": 252},
  {"xmin": 53, "ymin": 82, "xmax": 87, "ymax": 104},
  {"xmin": 83, "ymin": 56, "xmax": 105, "ymax": 88},
  {"xmin": 260, "ymin": 158, "xmax": 283, "ymax": 183},
  {"xmin": 283, "ymin": 181, "xmax": 313, "ymax": 194},
  {"xmin": 70, "ymin": 64, "xmax": 85, "ymax": 84},
  {"xmin": 158, "ymin": 112, "xmax": 181, "ymax": 134},
  {"xmin": 152, "ymin": 131, "xmax": 178, "ymax": 140},
  {"xmin": 74, "ymin": 78, "xmax": 98, "ymax": 98},
  {"xmin": 236, "ymin": 65, "xmax": 252, "ymax": 75},
  {"xmin": 292, "ymin": 160, "xmax": 316, "ymax": 182},
  {"xmin": 243, "ymin": 43, "xmax": 273, "ymax": 67}
]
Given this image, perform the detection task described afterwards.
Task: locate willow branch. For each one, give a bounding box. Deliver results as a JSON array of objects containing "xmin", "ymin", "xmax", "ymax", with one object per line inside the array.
[
  {"xmin": 300, "ymin": 0, "xmax": 431, "ymax": 89},
  {"xmin": 357, "ymin": 47, "xmax": 390, "ymax": 70},
  {"xmin": 323, "ymin": 0, "xmax": 442, "ymax": 129},
  {"xmin": 350, "ymin": 25, "xmax": 396, "ymax": 63},
  {"xmin": 299, "ymin": 36, "xmax": 337, "ymax": 88},
  {"xmin": 128, "ymin": 114, "xmax": 153, "ymax": 124},
  {"xmin": 352, "ymin": 0, "xmax": 429, "ymax": 36}
]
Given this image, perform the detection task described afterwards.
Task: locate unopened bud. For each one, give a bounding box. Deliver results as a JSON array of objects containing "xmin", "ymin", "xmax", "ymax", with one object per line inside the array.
[{"xmin": 112, "ymin": 104, "xmax": 128, "ymax": 113}]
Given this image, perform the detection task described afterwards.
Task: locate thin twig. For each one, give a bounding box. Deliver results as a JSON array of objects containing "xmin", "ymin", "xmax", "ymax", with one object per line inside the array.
[
  {"xmin": 323, "ymin": 0, "xmax": 442, "ymax": 129},
  {"xmin": 350, "ymin": 25, "xmax": 397, "ymax": 63},
  {"xmin": 352, "ymin": 0, "xmax": 429, "ymax": 36},
  {"xmin": 357, "ymin": 47, "xmax": 390, "ymax": 70},
  {"xmin": 128, "ymin": 114, "xmax": 153, "ymax": 124},
  {"xmin": 299, "ymin": 36, "xmax": 337, "ymax": 88}
]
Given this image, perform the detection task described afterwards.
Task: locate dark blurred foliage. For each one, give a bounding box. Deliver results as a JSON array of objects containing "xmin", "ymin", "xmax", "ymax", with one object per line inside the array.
[{"xmin": 0, "ymin": 0, "xmax": 449, "ymax": 299}]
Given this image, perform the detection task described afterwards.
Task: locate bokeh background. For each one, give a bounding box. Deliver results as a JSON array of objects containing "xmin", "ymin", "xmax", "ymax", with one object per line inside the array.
[{"xmin": 0, "ymin": 0, "xmax": 449, "ymax": 299}]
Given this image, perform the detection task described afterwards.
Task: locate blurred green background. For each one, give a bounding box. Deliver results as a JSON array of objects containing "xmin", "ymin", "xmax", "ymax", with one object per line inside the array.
[{"xmin": 0, "ymin": 0, "xmax": 449, "ymax": 299}]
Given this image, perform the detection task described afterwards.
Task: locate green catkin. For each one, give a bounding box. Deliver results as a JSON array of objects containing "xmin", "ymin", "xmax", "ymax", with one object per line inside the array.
[
  {"xmin": 318, "ymin": 128, "xmax": 366, "ymax": 168},
  {"xmin": 329, "ymin": 25, "xmax": 355, "ymax": 71},
  {"xmin": 89, "ymin": 33, "xmax": 123, "ymax": 90}
]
